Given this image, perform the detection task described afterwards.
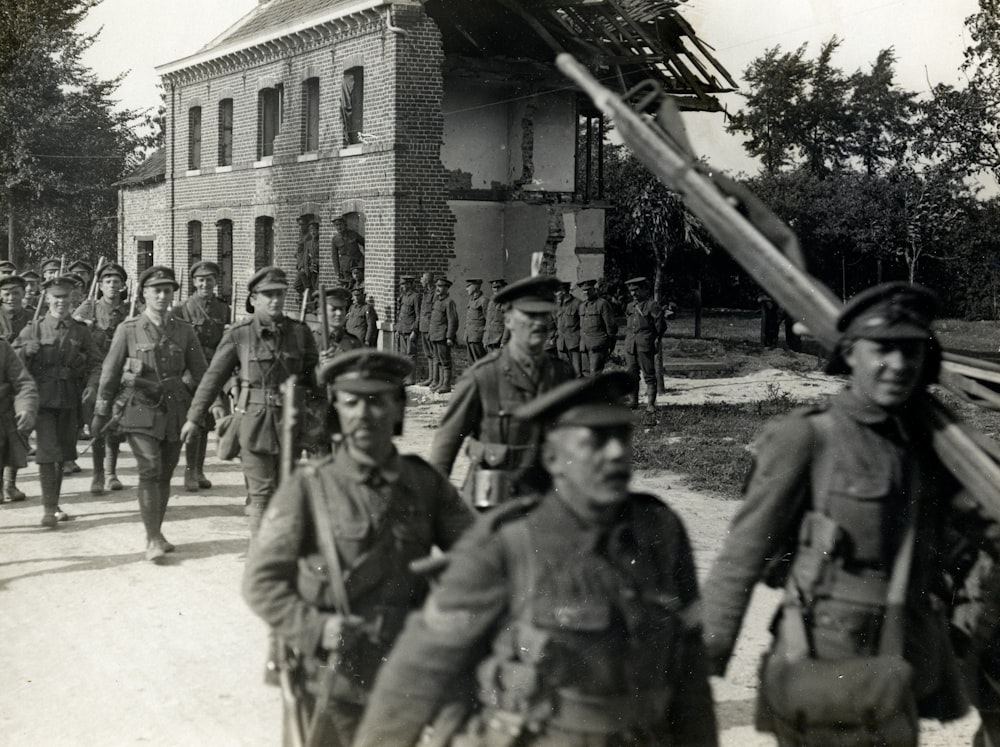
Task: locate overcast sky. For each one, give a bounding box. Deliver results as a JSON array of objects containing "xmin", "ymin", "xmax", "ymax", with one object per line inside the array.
[{"xmin": 80, "ymin": 0, "xmax": 983, "ymax": 177}]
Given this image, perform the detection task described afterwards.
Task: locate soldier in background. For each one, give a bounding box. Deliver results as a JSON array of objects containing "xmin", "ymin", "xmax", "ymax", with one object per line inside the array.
[
  {"xmin": 555, "ymin": 280, "xmax": 583, "ymax": 377},
  {"xmin": 40, "ymin": 258, "xmax": 61, "ymax": 284},
  {"xmin": 295, "ymin": 220, "xmax": 321, "ymax": 301},
  {"xmin": 312, "ymin": 287, "xmax": 362, "ymax": 357},
  {"xmin": 16, "ymin": 276, "xmax": 102, "ymax": 528},
  {"xmin": 67, "ymin": 260, "xmax": 93, "ymax": 291},
  {"xmin": 0, "ymin": 260, "xmax": 17, "ymax": 277},
  {"xmin": 356, "ymin": 372, "xmax": 718, "ymax": 747},
  {"xmin": 464, "ymin": 278, "xmax": 487, "ymax": 362},
  {"xmin": 483, "ymin": 277, "xmax": 509, "ymax": 352},
  {"xmin": 429, "ymin": 277, "xmax": 459, "ymax": 394},
  {"xmin": 429, "ymin": 276, "xmax": 573, "ymax": 509},
  {"xmin": 0, "ymin": 332, "xmax": 37, "ymax": 506},
  {"xmin": 176, "ymin": 261, "xmax": 230, "ymax": 492},
  {"xmin": 417, "ymin": 272, "xmax": 436, "ymax": 386},
  {"xmin": 0, "ymin": 275, "xmax": 33, "ymax": 502},
  {"xmin": 346, "ymin": 286, "xmax": 378, "ymax": 347},
  {"xmin": 331, "ymin": 217, "xmax": 365, "ymax": 279},
  {"xmin": 21, "ymin": 270, "xmax": 41, "ymax": 311},
  {"xmin": 624, "ymin": 276, "xmax": 666, "ymax": 411},
  {"xmin": 243, "ymin": 349, "xmax": 473, "ymax": 747},
  {"xmin": 180, "ymin": 267, "xmax": 319, "ymax": 536},
  {"xmin": 395, "ymin": 276, "xmax": 420, "ymax": 384},
  {"xmin": 93, "ymin": 266, "xmax": 207, "ymax": 562},
  {"xmin": 577, "ymin": 278, "xmax": 618, "ymax": 376}
]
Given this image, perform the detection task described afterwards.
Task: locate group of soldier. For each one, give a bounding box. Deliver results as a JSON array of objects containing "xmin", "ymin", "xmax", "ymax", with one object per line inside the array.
[{"xmin": 6, "ymin": 254, "xmax": 1000, "ymax": 746}]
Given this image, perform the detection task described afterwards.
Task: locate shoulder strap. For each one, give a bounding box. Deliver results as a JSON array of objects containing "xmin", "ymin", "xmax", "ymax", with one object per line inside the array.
[{"xmin": 302, "ymin": 469, "xmax": 352, "ymax": 617}]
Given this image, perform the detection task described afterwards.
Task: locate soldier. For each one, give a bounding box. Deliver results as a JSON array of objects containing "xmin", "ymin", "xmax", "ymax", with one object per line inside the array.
[
  {"xmin": 295, "ymin": 220, "xmax": 321, "ymax": 300},
  {"xmin": 464, "ymin": 278, "xmax": 487, "ymax": 363},
  {"xmin": 0, "ymin": 275, "xmax": 33, "ymax": 501},
  {"xmin": 0, "ymin": 334, "xmax": 37, "ymax": 506},
  {"xmin": 76, "ymin": 263, "xmax": 130, "ymax": 494},
  {"xmin": 176, "ymin": 261, "xmax": 230, "ymax": 492},
  {"xmin": 356, "ymin": 371, "xmax": 718, "ymax": 747},
  {"xmin": 313, "ymin": 287, "xmax": 363, "ymax": 357},
  {"xmin": 624, "ymin": 276, "xmax": 666, "ymax": 411},
  {"xmin": 417, "ymin": 271, "xmax": 436, "ymax": 386},
  {"xmin": 16, "ymin": 276, "xmax": 102, "ymax": 527},
  {"xmin": 40, "ymin": 258, "xmax": 61, "ymax": 284},
  {"xmin": 331, "ymin": 217, "xmax": 365, "ymax": 279},
  {"xmin": 180, "ymin": 266, "xmax": 319, "ymax": 536},
  {"xmin": 395, "ymin": 276, "xmax": 420, "ymax": 383},
  {"xmin": 92, "ymin": 266, "xmax": 207, "ymax": 561},
  {"xmin": 67, "ymin": 259, "xmax": 93, "ymax": 291},
  {"xmin": 0, "ymin": 260, "xmax": 17, "ymax": 277},
  {"xmin": 429, "ymin": 277, "xmax": 459, "ymax": 394},
  {"xmin": 555, "ymin": 280, "xmax": 582, "ymax": 377},
  {"xmin": 429, "ymin": 275, "xmax": 573, "ymax": 509},
  {"xmin": 21, "ymin": 270, "xmax": 41, "ymax": 312},
  {"xmin": 577, "ymin": 278, "xmax": 618, "ymax": 376},
  {"xmin": 483, "ymin": 277, "xmax": 509, "ymax": 352},
  {"xmin": 702, "ymin": 283, "xmax": 993, "ymax": 745},
  {"xmin": 243, "ymin": 349, "xmax": 473, "ymax": 747},
  {"xmin": 346, "ymin": 285, "xmax": 378, "ymax": 347}
]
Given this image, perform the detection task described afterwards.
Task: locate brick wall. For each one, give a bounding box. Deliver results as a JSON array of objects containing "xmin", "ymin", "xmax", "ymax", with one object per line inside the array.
[{"xmin": 118, "ymin": 182, "xmax": 168, "ymax": 286}]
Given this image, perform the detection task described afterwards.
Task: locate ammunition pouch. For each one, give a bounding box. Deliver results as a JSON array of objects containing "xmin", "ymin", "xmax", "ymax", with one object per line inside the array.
[
  {"xmin": 466, "ymin": 439, "xmax": 533, "ymax": 509},
  {"xmin": 471, "ymin": 469, "xmax": 513, "ymax": 510}
]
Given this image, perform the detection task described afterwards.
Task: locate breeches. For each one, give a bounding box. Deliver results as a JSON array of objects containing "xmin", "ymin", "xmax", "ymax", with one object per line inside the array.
[
  {"xmin": 626, "ymin": 349, "xmax": 656, "ymax": 386},
  {"xmin": 35, "ymin": 408, "xmax": 78, "ymax": 463},
  {"xmin": 242, "ymin": 449, "xmax": 280, "ymax": 534},
  {"xmin": 585, "ymin": 346, "xmax": 610, "ymax": 375},
  {"xmin": 433, "ymin": 341, "xmax": 452, "ymax": 367},
  {"xmin": 128, "ymin": 433, "xmax": 182, "ymax": 486}
]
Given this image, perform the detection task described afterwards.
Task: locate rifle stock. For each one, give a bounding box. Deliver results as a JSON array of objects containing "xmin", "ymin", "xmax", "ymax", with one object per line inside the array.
[
  {"xmin": 319, "ymin": 287, "xmax": 330, "ymax": 350},
  {"xmin": 555, "ymin": 54, "xmax": 1000, "ymax": 519}
]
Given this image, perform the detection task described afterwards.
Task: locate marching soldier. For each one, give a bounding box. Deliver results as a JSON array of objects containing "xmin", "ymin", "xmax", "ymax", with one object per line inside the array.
[
  {"xmin": 355, "ymin": 372, "xmax": 718, "ymax": 747},
  {"xmin": 180, "ymin": 267, "xmax": 319, "ymax": 536},
  {"xmin": 483, "ymin": 278, "xmax": 509, "ymax": 352},
  {"xmin": 429, "ymin": 277, "xmax": 459, "ymax": 394},
  {"xmin": 555, "ymin": 280, "xmax": 583, "ymax": 377},
  {"xmin": 346, "ymin": 286, "xmax": 377, "ymax": 347},
  {"xmin": 0, "ymin": 333, "xmax": 37, "ymax": 506},
  {"xmin": 429, "ymin": 275, "xmax": 573, "ymax": 509},
  {"xmin": 702, "ymin": 283, "xmax": 993, "ymax": 745},
  {"xmin": 624, "ymin": 276, "xmax": 666, "ymax": 411},
  {"xmin": 40, "ymin": 258, "xmax": 61, "ymax": 284},
  {"xmin": 464, "ymin": 278, "xmax": 487, "ymax": 362},
  {"xmin": 577, "ymin": 278, "xmax": 618, "ymax": 376},
  {"xmin": 93, "ymin": 266, "xmax": 207, "ymax": 561},
  {"xmin": 313, "ymin": 286, "xmax": 363, "ymax": 357},
  {"xmin": 417, "ymin": 271, "xmax": 436, "ymax": 386},
  {"xmin": 176, "ymin": 261, "xmax": 230, "ymax": 492},
  {"xmin": 395, "ymin": 276, "xmax": 420, "ymax": 383},
  {"xmin": 67, "ymin": 259, "xmax": 93, "ymax": 291},
  {"xmin": 0, "ymin": 275, "xmax": 33, "ymax": 501},
  {"xmin": 243, "ymin": 349, "xmax": 473, "ymax": 747},
  {"xmin": 16, "ymin": 276, "xmax": 102, "ymax": 527}
]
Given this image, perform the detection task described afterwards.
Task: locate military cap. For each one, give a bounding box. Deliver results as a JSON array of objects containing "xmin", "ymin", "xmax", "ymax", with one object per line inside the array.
[
  {"xmin": 21, "ymin": 270, "xmax": 40, "ymax": 282},
  {"xmin": 67, "ymin": 259, "xmax": 94, "ymax": 277},
  {"xmin": 64, "ymin": 272, "xmax": 86, "ymax": 288},
  {"xmin": 558, "ymin": 281, "xmax": 571, "ymax": 292},
  {"xmin": 190, "ymin": 260, "xmax": 221, "ymax": 278},
  {"xmin": 490, "ymin": 278, "xmax": 507, "ymax": 289},
  {"xmin": 318, "ymin": 349, "xmax": 413, "ymax": 393},
  {"xmin": 308, "ymin": 220, "xmax": 320, "ymax": 228},
  {"xmin": 465, "ymin": 278, "xmax": 483, "ymax": 286},
  {"xmin": 400, "ymin": 275, "xmax": 415, "ymax": 283},
  {"xmin": 324, "ymin": 287, "xmax": 352, "ymax": 307},
  {"xmin": 42, "ymin": 276, "xmax": 76, "ymax": 295},
  {"xmin": 493, "ymin": 275, "xmax": 561, "ymax": 312},
  {"xmin": 352, "ymin": 285, "xmax": 366, "ymax": 295},
  {"xmin": 248, "ymin": 266, "xmax": 288, "ymax": 294},
  {"xmin": 435, "ymin": 277, "xmax": 453, "ymax": 288},
  {"xmin": 0, "ymin": 275, "xmax": 26, "ymax": 290},
  {"xmin": 98, "ymin": 262, "xmax": 127, "ymax": 282},
  {"xmin": 515, "ymin": 371, "xmax": 634, "ymax": 429},
  {"xmin": 0, "ymin": 260, "xmax": 17, "ymax": 274},
  {"xmin": 625, "ymin": 276, "xmax": 648, "ymax": 287},
  {"xmin": 40, "ymin": 258, "xmax": 62, "ymax": 273},
  {"xmin": 139, "ymin": 265, "xmax": 180, "ymax": 290},
  {"xmin": 576, "ymin": 279, "xmax": 597, "ymax": 289}
]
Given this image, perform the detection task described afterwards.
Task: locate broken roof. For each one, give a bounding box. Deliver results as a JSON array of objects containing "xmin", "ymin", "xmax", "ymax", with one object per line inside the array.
[{"xmin": 117, "ymin": 149, "xmax": 166, "ymax": 188}]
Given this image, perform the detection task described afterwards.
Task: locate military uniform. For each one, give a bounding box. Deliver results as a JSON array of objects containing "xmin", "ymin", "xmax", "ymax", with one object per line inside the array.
[
  {"xmin": 185, "ymin": 267, "xmax": 319, "ymax": 534},
  {"xmin": 483, "ymin": 278, "xmax": 509, "ymax": 351},
  {"xmin": 577, "ymin": 280, "xmax": 618, "ymax": 376},
  {"xmin": 624, "ymin": 278, "xmax": 665, "ymax": 409},
  {"xmin": 346, "ymin": 289, "xmax": 378, "ymax": 347},
  {"xmin": 0, "ymin": 275, "xmax": 34, "ymax": 502},
  {"xmin": 356, "ymin": 373, "xmax": 717, "ymax": 747},
  {"xmin": 429, "ymin": 280, "xmax": 459, "ymax": 394},
  {"xmin": 0, "ymin": 307, "xmax": 31, "ymax": 342},
  {"xmin": 395, "ymin": 278, "xmax": 420, "ymax": 373},
  {"xmin": 0, "ymin": 339, "xmax": 38, "ymax": 504},
  {"xmin": 464, "ymin": 279, "xmax": 487, "ymax": 362},
  {"xmin": 417, "ymin": 277, "xmax": 436, "ymax": 385},
  {"xmin": 555, "ymin": 285, "xmax": 582, "ymax": 377}
]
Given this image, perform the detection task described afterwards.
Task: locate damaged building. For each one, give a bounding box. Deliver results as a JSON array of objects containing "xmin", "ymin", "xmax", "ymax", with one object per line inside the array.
[{"xmin": 117, "ymin": 0, "xmax": 732, "ymax": 344}]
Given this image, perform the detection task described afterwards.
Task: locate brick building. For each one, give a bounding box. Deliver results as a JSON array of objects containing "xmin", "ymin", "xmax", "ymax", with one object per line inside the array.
[{"xmin": 117, "ymin": 0, "xmax": 731, "ymax": 343}]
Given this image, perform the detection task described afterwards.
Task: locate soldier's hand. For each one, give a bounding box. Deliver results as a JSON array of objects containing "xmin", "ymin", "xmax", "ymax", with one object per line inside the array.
[
  {"xmin": 210, "ymin": 405, "xmax": 226, "ymax": 421},
  {"xmin": 15, "ymin": 411, "xmax": 34, "ymax": 433},
  {"xmin": 21, "ymin": 339, "xmax": 40, "ymax": 356},
  {"xmin": 82, "ymin": 386, "xmax": 96, "ymax": 405},
  {"xmin": 91, "ymin": 414, "xmax": 108, "ymax": 438},
  {"xmin": 321, "ymin": 614, "xmax": 366, "ymax": 653},
  {"xmin": 179, "ymin": 420, "xmax": 199, "ymax": 443}
]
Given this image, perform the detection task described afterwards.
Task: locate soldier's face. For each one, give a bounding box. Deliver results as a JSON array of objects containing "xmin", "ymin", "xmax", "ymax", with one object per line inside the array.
[
  {"xmin": 1, "ymin": 286, "xmax": 24, "ymax": 310},
  {"xmin": 421, "ymin": 273, "xmax": 432, "ymax": 287},
  {"xmin": 101, "ymin": 276, "xmax": 123, "ymax": 299},
  {"xmin": 193, "ymin": 274, "xmax": 217, "ymax": 297},
  {"xmin": 47, "ymin": 291, "xmax": 72, "ymax": 318},
  {"xmin": 328, "ymin": 304, "xmax": 346, "ymax": 328},
  {"xmin": 308, "ymin": 225, "xmax": 319, "ymax": 239},
  {"xmin": 505, "ymin": 308, "xmax": 552, "ymax": 355},
  {"xmin": 543, "ymin": 425, "xmax": 633, "ymax": 510},
  {"xmin": 253, "ymin": 289, "xmax": 286, "ymax": 319},
  {"xmin": 845, "ymin": 337, "xmax": 927, "ymax": 410},
  {"xmin": 144, "ymin": 284, "xmax": 174, "ymax": 312},
  {"xmin": 43, "ymin": 268, "xmax": 59, "ymax": 281},
  {"xmin": 333, "ymin": 389, "xmax": 403, "ymax": 458},
  {"xmin": 629, "ymin": 285, "xmax": 648, "ymax": 301}
]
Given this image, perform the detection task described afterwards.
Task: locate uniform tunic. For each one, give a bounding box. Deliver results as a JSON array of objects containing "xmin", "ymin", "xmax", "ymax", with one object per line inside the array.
[
  {"xmin": 346, "ymin": 301, "xmax": 378, "ymax": 347},
  {"xmin": 556, "ymin": 295, "xmax": 582, "ymax": 352},
  {"xmin": 483, "ymin": 298, "xmax": 508, "ymax": 349},
  {"xmin": 176, "ymin": 294, "xmax": 229, "ymax": 362},
  {"xmin": 396, "ymin": 290, "xmax": 420, "ymax": 336},
  {"xmin": 429, "ymin": 295, "xmax": 459, "ymax": 344},
  {"xmin": 355, "ymin": 492, "xmax": 718, "ymax": 747},
  {"xmin": 0, "ymin": 308, "xmax": 31, "ymax": 343},
  {"xmin": 464, "ymin": 293, "xmax": 486, "ymax": 344},
  {"xmin": 624, "ymin": 298, "xmax": 665, "ymax": 390},
  {"xmin": 0, "ymin": 339, "xmax": 38, "ymax": 469}
]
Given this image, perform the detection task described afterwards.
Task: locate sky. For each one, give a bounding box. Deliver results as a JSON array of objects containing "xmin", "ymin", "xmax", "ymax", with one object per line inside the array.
[{"xmin": 80, "ymin": 0, "xmax": 984, "ymax": 178}]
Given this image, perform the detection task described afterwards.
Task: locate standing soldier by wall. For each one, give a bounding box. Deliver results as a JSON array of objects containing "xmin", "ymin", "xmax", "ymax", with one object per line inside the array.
[
  {"xmin": 0, "ymin": 275, "xmax": 33, "ymax": 502},
  {"xmin": 555, "ymin": 280, "xmax": 583, "ymax": 377},
  {"xmin": 464, "ymin": 278, "xmax": 487, "ymax": 362},
  {"xmin": 430, "ymin": 276, "xmax": 573, "ymax": 509},
  {"xmin": 429, "ymin": 277, "xmax": 459, "ymax": 394},
  {"xmin": 417, "ymin": 272, "xmax": 436, "ymax": 386},
  {"xmin": 180, "ymin": 267, "xmax": 319, "ymax": 536},
  {"xmin": 176, "ymin": 261, "xmax": 230, "ymax": 492},
  {"xmin": 483, "ymin": 278, "xmax": 508, "ymax": 352},
  {"xmin": 356, "ymin": 372, "xmax": 718, "ymax": 747},
  {"xmin": 577, "ymin": 278, "xmax": 618, "ymax": 376},
  {"xmin": 93, "ymin": 267, "xmax": 207, "ymax": 562},
  {"xmin": 395, "ymin": 276, "xmax": 420, "ymax": 383},
  {"xmin": 17, "ymin": 276, "xmax": 102, "ymax": 527},
  {"xmin": 624, "ymin": 276, "xmax": 666, "ymax": 411},
  {"xmin": 295, "ymin": 220, "xmax": 321, "ymax": 303},
  {"xmin": 346, "ymin": 286, "xmax": 378, "ymax": 347},
  {"xmin": 330, "ymin": 217, "xmax": 365, "ymax": 281}
]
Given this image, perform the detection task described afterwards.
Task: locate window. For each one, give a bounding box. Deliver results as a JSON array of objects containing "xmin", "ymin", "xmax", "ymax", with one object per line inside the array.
[
  {"xmin": 188, "ymin": 106, "xmax": 202, "ymax": 170},
  {"xmin": 218, "ymin": 99, "xmax": 233, "ymax": 166},
  {"xmin": 188, "ymin": 221, "xmax": 202, "ymax": 267},
  {"xmin": 302, "ymin": 78, "xmax": 320, "ymax": 153},
  {"xmin": 255, "ymin": 217, "xmax": 274, "ymax": 270},
  {"xmin": 575, "ymin": 109, "xmax": 604, "ymax": 201},
  {"xmin": 342, "ymin": 67, "xmax": 364, "ymax": 146},
  {"xmin": 137, "ymin": 240, "xmax": 154, "ymax": 274},
  {"xmin": 258, "ymin": 85, "xmax": 283, "ymax": 159},
  {"xmin": 217, "ymin": 219, "xmax": 233, "ymax": 302}
]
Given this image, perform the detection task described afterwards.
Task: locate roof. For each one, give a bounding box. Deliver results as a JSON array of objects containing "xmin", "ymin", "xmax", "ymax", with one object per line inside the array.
[
  {"xmin": 209, "ymin": 0, "xmax": 357, "ymax": 48},
  {"xmin": 117, "ymin": 148, "xmax": 166, "ymax": 188}
]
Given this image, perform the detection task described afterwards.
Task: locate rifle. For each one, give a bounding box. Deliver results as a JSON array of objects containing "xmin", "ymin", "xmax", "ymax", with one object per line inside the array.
[
  {"xmin": 230, "ymin": 272, "xmax": 238, "ymax": 325},
  {"xmin": 87, "ymin": 256, "xmax": 107, "ymax": 301},
  {"xmin": 128, "ymin": 279, "xmax": 138, "ymax": 318},
  {"xmin": 555, "ymin": 54, "xmax": 1000, "ymax": 520},
  {"xmin": 319, "ymin": 287, "xmax": 330, "ymax": 351},
  {"xmin": 299, "ymin": 290, "xmax": 309, "ymax": 323}
]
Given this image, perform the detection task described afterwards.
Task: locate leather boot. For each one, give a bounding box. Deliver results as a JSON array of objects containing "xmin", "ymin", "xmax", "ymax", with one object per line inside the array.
[
  {"xmin": 106, "ymin": 441, "xmax": 123, "ymax": 490},
  {"xmin": 627, "ymin": 378, "xmax": 640, "ymax": 409},
  {"xmin": 39, "ymin": 463, "xmax": 60, "ymax": 528},
  {"xmin": 428, "ymin": 360, "xmax": 441, "ymax": 392},
  {"xmin": 137, "ymin": 482, "xmax": 165, "ymax": 561},
  {"xmin": 156, "ymin": 480, "xmax": 174, "ymax": 553},
  {"xmin": 90, "ymin": 434, "xmax": 106, "ymax": 495},
  {"xmin": 437, "ymin": 365, "xmax": 453, "ymax": 395},
  {"xmin": 53, "ymin": 463, "xmax": 71, "ymax": 521},
  {"xmin": 196, "ymin": 433, "xmax": 211, "ymax": 488},
  {"xmin": 184, "ymin": 434, "xmax": 201, "ymax": 491},
  {"xmin": 645, "ymin": 381, "xmax": 657, "ymax": 412},
  {"xmin": 4, "ymin": 467, "xmax": 26, "ymax": 502},
  {"xmin": 416, "ymin": 356, "xmax": 433, "ymax": 387}
]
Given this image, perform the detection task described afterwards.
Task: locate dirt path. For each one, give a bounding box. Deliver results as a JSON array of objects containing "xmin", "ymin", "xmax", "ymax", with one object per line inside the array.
[{"xmin": 0, "ymin": 383, "xmax": 980, "ymax": 745}]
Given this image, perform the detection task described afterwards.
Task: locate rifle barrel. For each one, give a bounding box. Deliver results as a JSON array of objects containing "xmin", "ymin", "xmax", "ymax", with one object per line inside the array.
[{"xmin": 319, "ymin": 287, "xmax": 329, "ymax": 350}]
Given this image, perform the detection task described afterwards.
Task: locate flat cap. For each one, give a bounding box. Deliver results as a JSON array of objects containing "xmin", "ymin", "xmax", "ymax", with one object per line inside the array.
[
  {"xmin": 139, "ymin": 265, "xmax": 179, "ymax": 290},
  {"xmin": 490, "ymin": 278, "xmax": 507, "ymax": 287},
  {"xmin": 248, "ymin": 266, "xmax": 288, "ymax": 294},
  {"xmin": 64, "ymin": 272, "xmax": 86, "ymax": 288},
  {"xmin": 42, "ymin": 276, "xmax": 76, "ymax": 295},
  {"xmin": 98, "ymin": 262, "xmax": 127, "ymax": 282},
  {"xmin": 323, "ymin": 287, "xmax": 352, "ymax": 307},
  {"xmin": 465, "ymin": 278, "xmax": 483, "ymax": 286},
  {"xmin": 400, "ymin": 275, "xmax": 415, "ymax": 283},
  {"xmin": 21, "ymin": 270, "xmax": 40, "ymax": 282},
  {"xmin": 625, "ymin": 276, "xmax": 648, "ymax": 286},
  {"xmin": 0, "ymin": 260, "xmax": 17, "ymax": 274},
  {"xmin": 40, "ymin": 258, "xmax": 62, "ymax": 273},
  {"xmin": 352, "ymin": 284, "xmax": 366, "ymax": 295},
  {"xmin": 67, "ymin": 259, "xmax": 94, "ymax": 276},
  {"xmin": 576, "ymin": 279, "xmax": 597, "ymax": 289},
  {"xmin": 515, "ymin": 371, "xmax": 634, "ymax": 429},
  {"xmin": 0, "ymin": 275, "xmax": 26, "ymax": 290},
  {"xmin": 317, "ymin": 349, "xmax": 413, "ymax": 393},
  {"xmin": 435, "ymin": 277, "xmax": 453, "ymax": 288},
  {"xmin": 493, "ymin": 275, "xmax": 561, "ymax": 312},
  {"xmin": 190, "ymin": 260, "xmax": 221, "ymax": 278}
]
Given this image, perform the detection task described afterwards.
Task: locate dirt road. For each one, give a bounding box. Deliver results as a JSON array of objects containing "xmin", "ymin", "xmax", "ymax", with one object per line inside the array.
[{"xmin": 0, "ymin": 387, "xmax": 980, "ymax": 746}]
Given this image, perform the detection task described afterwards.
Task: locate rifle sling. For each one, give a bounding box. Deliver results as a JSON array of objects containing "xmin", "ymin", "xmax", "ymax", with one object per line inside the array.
[{"xmin": 303, "ymin": 471, "xmax": 352, "ymax": 618}]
